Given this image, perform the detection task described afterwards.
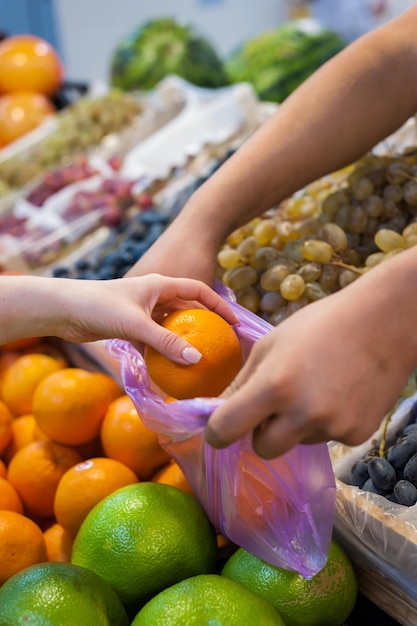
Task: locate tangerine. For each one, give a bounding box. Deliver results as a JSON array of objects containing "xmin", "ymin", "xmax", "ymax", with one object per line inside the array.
[
  {"xmin": 144, "ymin": 308, "xmax": 242, "ymax": 399},
  {"xmin": 0, "ymin": 399, "xmax": 13, "ymax": 455},
  {"xmin": 1, "ymin": 353, "xmax": 65, "ymax": 416},
  {"xmin": 0, "ymin": 35, "xmax": 64, "ymax": 95},
  {"xmin": 33, "ymin": 368, "xmax": 113, "ymax": 445},
  {"xmin": 152, "ymin": 460, "xmax": 194, "ymax": 496},
  {"xmin": 0, "ymin": 476, "xmax": 24, "ymax": 513},
  {"xmin": 7, "ymin": 439, "xmax": 83, "ymax": 518},
  {"xmin": 100, "ymin": 395, "xmax": 170, "ymax": 480},
  {"xmin": 43, "ymin": 523, "xmax": 74, "ymax": 563},
  {"xmin": 0, "ymin": 91, "xmax": 56, "ymax": 145},
  {"xmin": 54, "ymin": 457, "xmax": 138, "ymax": 536},
  {"xmin": 0, "ymin": 510, "xmax": 47, "ymax": 585}
]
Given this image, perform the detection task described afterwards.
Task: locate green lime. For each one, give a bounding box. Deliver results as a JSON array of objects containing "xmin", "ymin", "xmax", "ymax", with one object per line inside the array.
[
  {"xmin": 0, "ymin": 561, "xmax": 129, "ymax": 625},
  {"xmin": 222, "ymin": 538, "xmax": 357, "ymax": 626},
  {"xmin": 131, "ymin": 574, "xmax": 286, "ymax": 625},
  {"xmin": 71, "ymin": 482, "xmax": 218, "ymax": 608}
]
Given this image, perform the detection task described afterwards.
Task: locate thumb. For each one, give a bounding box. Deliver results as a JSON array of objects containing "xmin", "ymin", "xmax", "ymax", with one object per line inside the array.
[{"xmin": 144, "ymin": 320, "xmax": 202, "ymax": 365}]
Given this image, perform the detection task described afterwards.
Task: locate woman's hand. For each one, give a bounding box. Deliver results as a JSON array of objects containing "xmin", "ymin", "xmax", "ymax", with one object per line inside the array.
[{"xmin": 205, "ymin": 252, "xmax": 417, "ymax": 458}]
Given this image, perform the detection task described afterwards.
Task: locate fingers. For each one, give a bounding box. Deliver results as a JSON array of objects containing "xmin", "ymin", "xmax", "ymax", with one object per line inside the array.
[
  {"xmin": 141, "ymin": 318, "xmax": 203, "ymax": 365},
  {"xmin": 151, "ymin": 275, "xmax": 239, "ymax": 325}
]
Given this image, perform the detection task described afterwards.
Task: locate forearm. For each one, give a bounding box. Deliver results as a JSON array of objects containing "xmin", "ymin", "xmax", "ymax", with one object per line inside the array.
[
  {"xmin": 178, "ymin": 6, "xmax": 417, "ymax": 247},
  {"xmin": 0, "ymin": 275, "xmax": 67, "ymax": 344}
]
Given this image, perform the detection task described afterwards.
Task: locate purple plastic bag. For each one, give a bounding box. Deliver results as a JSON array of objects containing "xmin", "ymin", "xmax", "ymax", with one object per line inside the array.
[{"xmin": 107, "ymin": 289, "xmax": 336, "ymax": 578}]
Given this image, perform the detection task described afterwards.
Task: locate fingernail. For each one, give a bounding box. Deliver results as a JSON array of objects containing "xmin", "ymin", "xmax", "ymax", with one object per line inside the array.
[{"xmin": 181, "ymin": 346, "xmax": 202, "ymax": 364}]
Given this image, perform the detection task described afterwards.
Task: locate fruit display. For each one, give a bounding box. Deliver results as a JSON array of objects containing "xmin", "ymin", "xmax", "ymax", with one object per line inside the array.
[
  {"xmin": 225, "ymin": 19, "xmax": 345, "ymax": 103},
  {"xmin": 0, "ymin": 90, "xmax": 143, "ymax": 196},
  {"xmin": 110, "ymin": 17, "xmax": 229, "ymax": 92}
]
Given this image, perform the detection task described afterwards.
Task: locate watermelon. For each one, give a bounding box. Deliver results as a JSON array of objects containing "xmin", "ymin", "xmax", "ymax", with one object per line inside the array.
[
  {"xmin": 226, "ymin": 19, "xmax": 346, "ymax": 103},
  {"xmin": 110, "ymin": 17, "xmax": 229, "ymax": 92}
]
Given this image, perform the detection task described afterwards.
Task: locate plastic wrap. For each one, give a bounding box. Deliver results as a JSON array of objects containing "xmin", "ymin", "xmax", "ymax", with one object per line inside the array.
[
  {"xmin": 108, "ymin": 289, "xmax": 336, "ymax": 579},
  {"xmin": 330, "ymin": 393, "xmax": 417, "ymax": 600}
]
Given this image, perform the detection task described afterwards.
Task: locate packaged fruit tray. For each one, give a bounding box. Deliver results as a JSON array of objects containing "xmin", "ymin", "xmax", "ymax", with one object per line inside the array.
[{"xmin": 0, "ymin": 75, "xmax": 193, "ymax": 204}]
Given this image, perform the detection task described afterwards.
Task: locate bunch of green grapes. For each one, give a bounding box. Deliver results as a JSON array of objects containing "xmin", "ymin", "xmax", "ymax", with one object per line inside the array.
[{"xmin": 217, "ymin": 152, "xmax": 417, "ymax": 324}]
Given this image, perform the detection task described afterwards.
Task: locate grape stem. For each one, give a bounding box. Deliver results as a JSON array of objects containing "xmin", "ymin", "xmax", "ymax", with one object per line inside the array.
[
  {"xmin": 378, "ymin": 405, "xmax": 397, "ymax": 458},
  {"xmin": 328, "ymin": 259, "xmax": 363, "ymax": 275}
]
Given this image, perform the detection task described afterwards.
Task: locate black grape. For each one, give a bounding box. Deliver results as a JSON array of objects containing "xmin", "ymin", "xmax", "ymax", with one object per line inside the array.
[
  {"xmin": 367, "ymin": 457, "xmax": 396, "ymax": 491},
  {"xmin": 403, "ymin": 453, "xmax": 417, "ymax": 485},
  {"xmin": 349, "ymin": 459, "xmax": 369, "ymax": 488},
  {"xmin": 394, "ymin": 480, "xmax": 417, "ymax": 506},
  {"xmin": 387, "ymin": 435, "xmax": 417, "ymax": 469},
  {"xmin": 362, "ymin": 478, "xmax": 390, "ymax": 496}
]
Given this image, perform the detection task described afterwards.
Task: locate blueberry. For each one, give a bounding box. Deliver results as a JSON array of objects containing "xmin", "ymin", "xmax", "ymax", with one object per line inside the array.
[{"xmin": 52, "ymin": 266, "xmax": 71, "ymax": 278}]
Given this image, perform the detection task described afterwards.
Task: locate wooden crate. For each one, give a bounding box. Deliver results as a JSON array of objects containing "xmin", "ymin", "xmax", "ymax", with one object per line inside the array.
[{"xmin": 353, "ymin": 561, "xmax": 417, "ymax": 626}]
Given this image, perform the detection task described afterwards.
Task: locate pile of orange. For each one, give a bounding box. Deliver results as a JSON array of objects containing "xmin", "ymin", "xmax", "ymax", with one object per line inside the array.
[{"xmin": 0, "ymin": 339, "xmax": 196, "ymax": 585}]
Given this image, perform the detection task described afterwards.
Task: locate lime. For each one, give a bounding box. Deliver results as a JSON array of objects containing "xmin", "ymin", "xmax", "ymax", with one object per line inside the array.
[
  {"xmin": 131, "ymin": 574, "xmax": 285, "ymax": 625},
  {"xmin": 222, "ymin": 538, "xmax": 357, "ymax": 626},
  {"xmin": 71, "ymin": 482, "xmax": 218, "ymax": 608},
  {"xmin": 0, "ymin": 561, "xmax": 129, "ymax": 625}
]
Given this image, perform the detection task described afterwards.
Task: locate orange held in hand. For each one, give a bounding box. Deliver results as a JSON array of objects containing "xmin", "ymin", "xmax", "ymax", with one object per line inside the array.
[
  {"xmin": 0, "ymin": 35, "xmax": 64, "ymax": 96},
  {"xmin": 144, "ymin": 308, "xmax": 242, "ymax": 400}
]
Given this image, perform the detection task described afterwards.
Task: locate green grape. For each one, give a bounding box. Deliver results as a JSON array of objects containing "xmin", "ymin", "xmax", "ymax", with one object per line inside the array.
[
  {"xmin": 280, "ymin": 274, "xmax": 306, "ymax": 300},
  {"xmin": 259, "ymin": 291, "xmax": 287, "ymax": 313},
  {"xmin": 253, "ymin": 219, "xmax": 277, "ymax": 245},
  {"xmin": 287, "ymin": 295, "xmax": 309, "ymax": 315},
  {"xmin": 386, "ymin": 161, "xmax": 408, "ymax": 185},
  {"xmin": 282, "ymin": 240, "xmax": 305, "ymax": 263},
  {"xmin": 236, "ymin": 236, "xmax": 260, "ymax": 263},
  {"xmin": 285, "ymin": 196, "xmax": 317, "ymax": 220},
  {"xmin": 405, "ymin": 234, "xmax": 417, "ymax": 248},
  {"xmin": 301, "ymin": 240, "xmax": 333, "ymax": 263},
  {"xmin": 320, "ymin": 222, "xmax": 348, "ymax": 252},
  {"xmin": 382, "ymin": 249, "xmax": 404, "ymax": 262},
  {"xmin": 383, "ymin": 184, "xmax": 403, "ymax": 204},
  {"xmin": 275, "ymin": 220, "xmax": 300, "ymax": 243},
  {"xmin": 339, "ymin": 268, "xmax": 360, "ymax": 289},
  {"xmin": 363, "ymin": 217, "xmax": 379, "ymax": 237},
  {"xmin": 260, "ymin": 264, "xmax": 290, "ymax": 291},
  {"xmin": 374, "ymin": 229, "xmax": 406, "ymax": 253},
  {"xmin": 297, "ymin": 262, "xmax": 322, "ymax": 282},
  {"xmin": 362, "ymin": 195, "xmax": 384, "ymax": 218},
  {"xmin": 269, "ymin": 308, "xmax": 289, "ymax": 326},
  {"xmin": 319, "ymin": 264, "xmax": 339, "ymax": 291},
  {"xmin": 402, "ymin": 222, "xmax": 417, "ymax": 238},
  {"xmin": 321, "ymin": 190, "xmax": 350, "ymax": 217},
  {"xmin": 217, "ymin": 248, "xmax": 244, "ymax": 270},
  {"xmin": 226, "ymin": 227, "xmax": 246, "ymax": 246},
  {"xmin": 383, "ymin": 199, "xmax": 400, "ymax": 219},
  {"xmin": 304, "ymin": 282, "xmax": 328, "ymax": 301},
  {"xmin": 340, "ymin": 247, "xmax": 362, "ymax": 266},
  {"xmin": 365, "ymin": 252, "xmax": 385, "ymax": 268},
  {"xmin": 403, "ymin": 180, "xmax": 417, "ymax": 206},
  {"xmin": 345, "ymin": 205, "xmax": 368, "ymax": 234},
  {"xmin": 252, "ymin": 247, "xmax": 280, "ymax": 270},
  {"xmin": 351, "ymin": 176, "xmax": 374, "ymax": 201},
  {"xmin": 334, "ymin": 205, "xmax": 350, "ymax": 230},
  {"xmin": 227, "ymin": 266, "xmax": 259, "ymax": 291},
  {"xmin": 236, "ymin": 287, "xmax": 260, "ymax": 313}
]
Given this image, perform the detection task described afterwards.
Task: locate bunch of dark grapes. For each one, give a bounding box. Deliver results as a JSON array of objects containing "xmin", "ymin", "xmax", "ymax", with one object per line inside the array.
[{"xmin": 348, "ymin": 403, "xmax": 417, "ymax": 507}]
